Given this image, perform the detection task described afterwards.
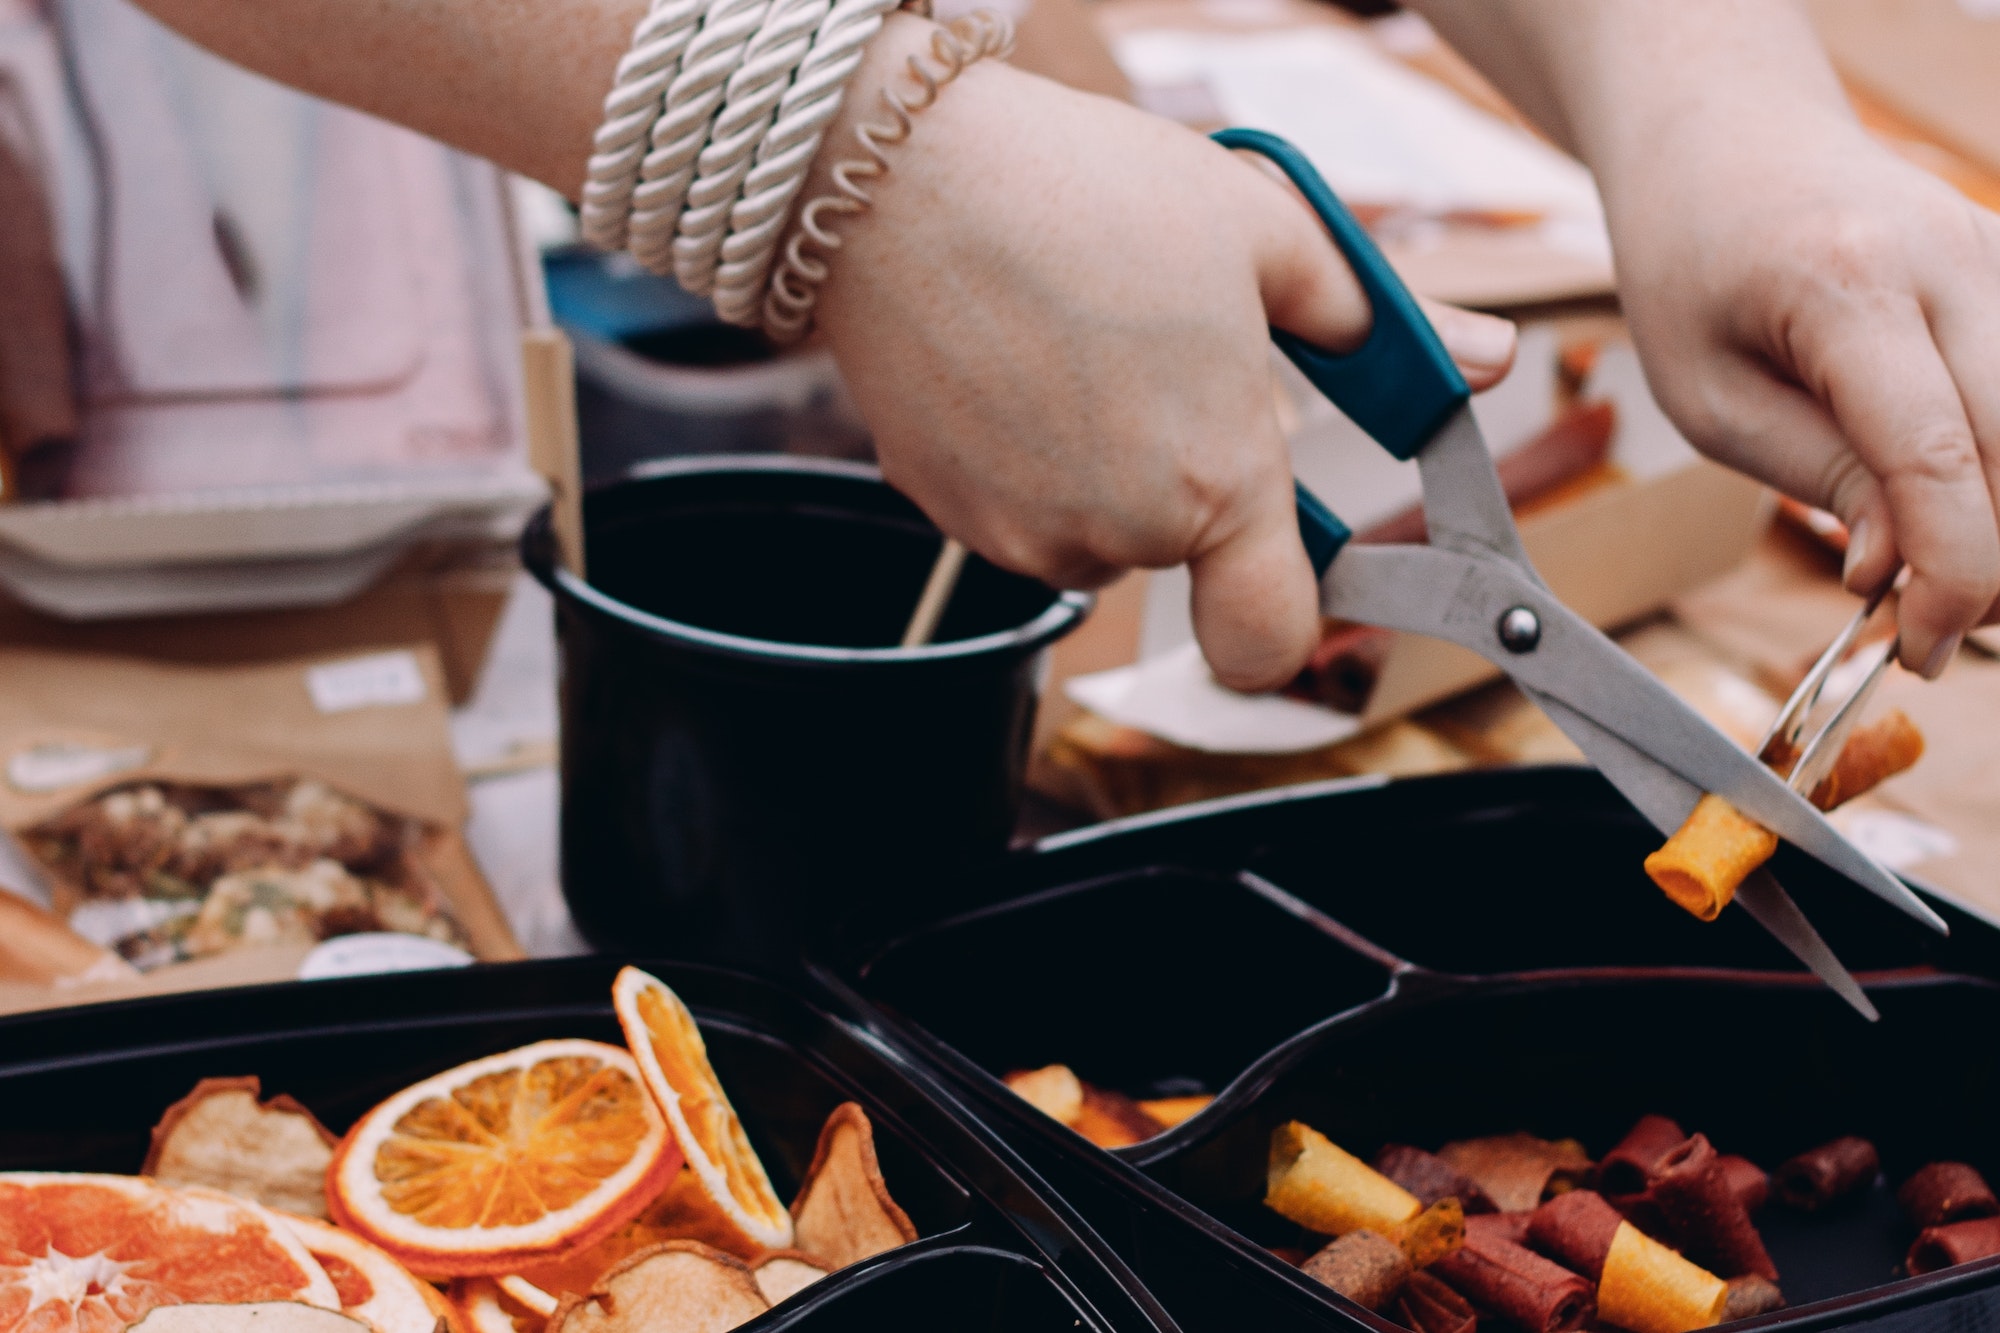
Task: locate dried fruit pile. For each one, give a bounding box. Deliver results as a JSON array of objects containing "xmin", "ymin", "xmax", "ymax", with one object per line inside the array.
[
  {"xmin": 1, "ymin": 968, "xmax": 917, "ymax": 1333},
  {"xmin": 23, "ymin": 780, "xmax": 467, "ymax": 969}
]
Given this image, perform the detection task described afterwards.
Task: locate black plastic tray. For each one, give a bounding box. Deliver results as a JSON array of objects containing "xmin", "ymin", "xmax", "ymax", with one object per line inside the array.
[
  {"xmin": 0, "ymin": 958, "xmax": 1179, "ymax": 1333},
  {"xmin": 820, "ymin": 767, "xmax": 2000, "ymax": 1333}
]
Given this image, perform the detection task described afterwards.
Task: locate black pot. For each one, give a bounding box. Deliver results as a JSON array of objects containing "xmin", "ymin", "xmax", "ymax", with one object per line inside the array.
[{"xmin": 522, "ymin": 456, "xmax": 1090, "ymax": 972}]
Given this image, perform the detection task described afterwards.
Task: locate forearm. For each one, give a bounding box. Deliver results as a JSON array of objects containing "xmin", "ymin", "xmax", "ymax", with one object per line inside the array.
[
  {"xmin": 124, "ymin": 0, "xmax": 647, "ymax": 194},
  {"xmin": 1405, "ymin": 1, "xmax": 1855, "ymax": 212}
]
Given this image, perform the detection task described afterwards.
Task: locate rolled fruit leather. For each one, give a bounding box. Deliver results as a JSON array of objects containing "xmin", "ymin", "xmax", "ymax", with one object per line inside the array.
[
  {"xmin": 1428, "ymin": 1229, "xmax": 1594, "ymax": 1333},
  {"xmin": 1598, "ymin": 1116, "xmax": 1688, "ymax": 1197},
  {"xmin": 1648, "ymin": 1134, "xmax": 1779, "ymax": 1281},
  {"xmin": 1724, "ymin": 1275, "xmax": 1787, "ymax": 1321},
  {"xmin": 1392, "ymin": 1270, "xmax": 1477, "ymax": 1333},
  {"xmin": 1907, "ymin": 1215, "xmax": 2000, "ymax": 1275},
  {"xmin": 1436, "ymin": 1133, "xmax": 1593, "ymax": 1214},
  {"xmin": 1717, "ymin": 1156, "xmax": 1771, "ymax": 1214},
  {"xmin": 1300, "ymin": 1230, "xmax": 1411, "ymax": 1311},
  {"xmin": 1774, "ymin": 1137, "xmax": 1880, "ymax": 1211},
  {"xmin": 1375, "ymin": 1144, "xmax": 1498, "ymax": 1213},
  {"xmin": 1898, "ymin": 1162, "xmax": 2000, "ymax": 1229},
  {"xmin": 1267, "ymin": 1122, "xmax": 1421, "ymax": 1238},
  {"xmin": 1647, "ymin": 710, "xmax": 1924, "ymax": 921},
  {"xmin": 1466, "ymin": 1212, "xmax": 1533, "ymax": 1248},
  {"xmin": 1527, "ymin": 1191, "xmax": 1730, "ymax": 1333}
]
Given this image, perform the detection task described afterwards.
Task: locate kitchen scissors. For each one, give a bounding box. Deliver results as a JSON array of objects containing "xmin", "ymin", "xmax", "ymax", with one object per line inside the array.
[{"xmin": 1217, "ymin": 127, "xmax": 1946, "ymax": 1020}]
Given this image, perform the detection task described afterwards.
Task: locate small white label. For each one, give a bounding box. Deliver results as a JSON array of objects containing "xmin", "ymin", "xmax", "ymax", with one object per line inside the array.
[
  {"xmin": 6, "ymin": 741, "xmax": 152, "ymax": 794},
  {"xmin": 305, "ymin": 652, "xmax": 427, "ymax": 714}
]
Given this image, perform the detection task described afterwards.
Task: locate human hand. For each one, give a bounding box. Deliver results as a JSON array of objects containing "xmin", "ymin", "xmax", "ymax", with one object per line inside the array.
[
  {"xmin": 814, "ymin": 17, "xmax": 1517, "ymax": 691},
  {"xmin": 1605, "ymin": 108, "xmax": 2000, "ymax": 678}
]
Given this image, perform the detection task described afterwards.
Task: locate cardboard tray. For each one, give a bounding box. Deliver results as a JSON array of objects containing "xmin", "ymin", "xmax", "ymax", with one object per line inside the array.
[
  {"xmin": 817, "ymin": 767, "xmax": 2000, "ymax": 1332},
  {"xmin": 0, "ymin": 957, "xmax": 1180, "ymax": 1333}
]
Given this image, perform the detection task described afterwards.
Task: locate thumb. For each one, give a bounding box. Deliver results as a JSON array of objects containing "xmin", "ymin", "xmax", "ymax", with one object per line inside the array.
[{"xmin": 1187, "ymin": 459, "xmax": 1321, "ymax": 694}]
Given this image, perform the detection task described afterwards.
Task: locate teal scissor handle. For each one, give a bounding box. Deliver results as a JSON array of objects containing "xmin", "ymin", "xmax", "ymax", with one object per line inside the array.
[{"xmin": 1214, "ymin": 127, "xmax": 1472, "ymax": 575}]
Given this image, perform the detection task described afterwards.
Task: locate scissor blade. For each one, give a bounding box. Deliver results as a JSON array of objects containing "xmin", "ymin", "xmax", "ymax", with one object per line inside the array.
[
  {"xmin": 1319, "ymin": 543, "xmax": 1945, "ymax": 933},
  {"xmin": 1736, "ymin": 871, "xmax": 1879, "ymax": 1021},
  {"xmin": 1412, "ymin": 405, "xmax": 1537, "ymax": 575},
  {"xmin": 1531, "ymin": 689, "xmax": 1877, "ymax": 1019}
]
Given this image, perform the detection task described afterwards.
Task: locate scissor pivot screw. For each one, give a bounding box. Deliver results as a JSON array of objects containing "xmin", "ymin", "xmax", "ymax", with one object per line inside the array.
[{"xmin": 1497, "ymin": 606, "xmax": 1541, "ymax": 654}]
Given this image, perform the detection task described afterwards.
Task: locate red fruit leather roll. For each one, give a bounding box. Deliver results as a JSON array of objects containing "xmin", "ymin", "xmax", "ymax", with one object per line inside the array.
[
  {"xmin": 1467, "ymin": 1212, "xmax": 1533, "ymax": 1248},
  {"xmin": 1717, "ymin": 1155, "xmax": 1770, "ymax": 1214},
  {"xmin": 1607, "ymin": 1191, "xmax": 1669, "ymax": 1238},
  {"xmin": 1650, "ymin": 1134, "xmax": 1779, "ymax": 1280},
  {"xmin": 1392, "ymin": 1270, "xmax": 1478, "ymax": 1333},
  {"xmin": 1598, "ymin": 1116, "xmax": 1687, "ymax": 1197},
  {"xmin": 1899, "ymin": 1163, "xmax": 2000, "ymax": 1229},
  {"xmin": 1376, "ymin": 1145, "xmax": 1498, "ymax": 1214},
  {"xmin": 1526, "ymin": 1189, "xmax": 1624, "ymax": 1282},
  {"xmin": 1775, "ymin": 1137, "xmax": 1880, "ymax": 1211},
  {"xmin": 1908, "ymin": 1215, "xmax": 2000, "ymax": 1275},
  {"xmin": 1429, "ymin": 1231, "xmax": 1594, "ymax": 1332}
]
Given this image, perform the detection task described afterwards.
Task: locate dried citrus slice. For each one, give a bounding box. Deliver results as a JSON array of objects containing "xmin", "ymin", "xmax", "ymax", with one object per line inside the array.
[
  {"xmin": 0, "ymin": 1172, "xmax": 339, "ymax": 1333},
  {"xmin": 450, "ymin": 1279, "xmax": 549, "ymax": 1333},
  {"xmin": 327, "ymin": 1039, "xmax": 681, "ymax": 1278},
  {"xmin": 611, "ymin": 968, "xmax": 793, "ymax": 1255},
  {"xmin": 280, "ymin": 1213, "xmax": 460, "ymax": 1333}
]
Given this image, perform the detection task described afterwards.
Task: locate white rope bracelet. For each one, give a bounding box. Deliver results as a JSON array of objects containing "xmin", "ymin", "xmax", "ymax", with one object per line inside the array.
[
  {"xmin": 669, "ymin": 0, "xmax": 837, "ymax": 297},
  {"xmin": 578, "ymin": 0, "xmax": 708, "ymax": 251},
  {"xmin": 582, "ymin": 0, "xmax": 972, "ymax": 338},
  {"xmin": 625, "ymin": 0, "xmax": 775, "ymax": 272},
  {"xmin": 707, "ymin": 0, "xmax": 902, "ymax": 323}
]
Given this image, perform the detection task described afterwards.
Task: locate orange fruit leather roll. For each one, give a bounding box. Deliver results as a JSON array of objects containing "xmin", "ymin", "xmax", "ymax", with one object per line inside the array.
[
  {"xmin": 1644, "ymin": 710, "xmax": 1923, "ymax": 921},
  {"xmin": 1526, "ymin": 1191, "xmax": 1727, "ymax": 1333},
  {"xmin": 1266, "ymin": 1122, "xmax": 1422, "ymax": 1238}
]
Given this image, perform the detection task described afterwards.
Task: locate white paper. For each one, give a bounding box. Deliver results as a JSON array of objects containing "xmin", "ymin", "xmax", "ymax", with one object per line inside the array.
[
  {"xmin": 297, "ymin": 932, "xmax": 473, "ymax": 980},
  {"xmin": 1066, "ymin": 643, "xmax": 1363, "ymax": 754},
  {"xmin": 1113, "ymin": 27, "xmax": 1609, "ymax": 259},
  {"xmin": 1829, "ymin": 808, "xmax": 1960, "ymax": 872}
]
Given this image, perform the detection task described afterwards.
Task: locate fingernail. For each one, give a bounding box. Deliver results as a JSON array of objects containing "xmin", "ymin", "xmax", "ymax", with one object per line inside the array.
[
  {"xmin": 1451, "ymin": 313, "xmax": 1516, "ymax": 371},
  {"xmin": 1841, "ymin": 517, "xmax": 1873, "ymax": 589},
  {"xmin": 1922, "ymin": 632, "xmax": 1963, "ymax": 680}
]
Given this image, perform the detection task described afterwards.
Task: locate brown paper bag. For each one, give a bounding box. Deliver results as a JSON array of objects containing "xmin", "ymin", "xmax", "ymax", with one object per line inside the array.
[{"xmin": 0, "ymin": 644, "xmax": 520, "ymax": 1009}]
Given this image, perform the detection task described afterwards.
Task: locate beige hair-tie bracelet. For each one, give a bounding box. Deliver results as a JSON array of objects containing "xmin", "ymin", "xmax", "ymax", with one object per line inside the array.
[{"xmin": 762, "ymin": 10, "xmax": 1014, "ymax": 343}]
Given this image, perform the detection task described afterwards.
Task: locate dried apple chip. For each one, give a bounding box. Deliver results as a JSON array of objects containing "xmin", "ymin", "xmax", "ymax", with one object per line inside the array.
[
  {"xmin": 144, "ymin": 1076, "xmax": 338, "ymax": 1218},
  {"xmin": 790, "ymin": 1102, "xmax": 918, "ymax": 1271},
  {"xmin": 548, "ymin": 1242, "xmax": 767, "ymax": 1333},
  {"xmin": 128, "ymin": 1304, "xmax": 373, "ymax": 1333},
  {"xmin": 751, "ymin": 1252, "xmax": 829, "ymax": 1305}
]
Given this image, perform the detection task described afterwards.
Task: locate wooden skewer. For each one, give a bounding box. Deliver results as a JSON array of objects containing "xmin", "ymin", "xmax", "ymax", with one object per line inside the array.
[{"xmin": 901, "ymin": 537, "xmax": 968, "ymax": 647}]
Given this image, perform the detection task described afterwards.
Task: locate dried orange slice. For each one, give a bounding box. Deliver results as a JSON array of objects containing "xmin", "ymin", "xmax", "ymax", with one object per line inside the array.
[
  {"xmin": 327, "ymin": 1039, "xmax": 681, "ymax": 1278},
  {"xmin": 611, "ymin": 968, "xmax": 793, "ymax": 1255},
  {"xmin": 280, "ymin": 1214, "xmax": 461, "ymax": 1333},
  {"xmin": 0, "ymin": 1172, "xmax": 339, "ymax": 1333}
]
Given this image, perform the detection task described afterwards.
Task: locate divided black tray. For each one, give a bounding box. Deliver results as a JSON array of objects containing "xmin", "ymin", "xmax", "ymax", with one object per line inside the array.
[
  {"xmin": 0, "ymin": 958, "xmax": 1179, "ymax": 1333},
  {"xmin": 819, "ymin": 767, "xmax": 2000, "ymax": 1333}
]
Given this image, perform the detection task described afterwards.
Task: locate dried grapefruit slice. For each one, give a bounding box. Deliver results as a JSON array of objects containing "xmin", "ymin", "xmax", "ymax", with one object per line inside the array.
[
  {"xmin": 280, "ymin": 1214, "xmax": 460, "ymax": 1333},
  {"xmin": 326, "ymin": 1039, "xmax": 681, "ymax": 1278},
  {"xmin": 0, "ymin": 1172, "xmax": 339, "ymax": 1333},
  {"xmin": 611, "ymin": 968, "xmax": 793, "ymax": 1255}
]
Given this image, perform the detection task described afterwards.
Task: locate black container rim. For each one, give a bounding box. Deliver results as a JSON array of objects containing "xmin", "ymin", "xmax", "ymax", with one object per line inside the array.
[{"xmin": 524, "ymin": 454, "xmax": 1094, "ymax": 667}]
